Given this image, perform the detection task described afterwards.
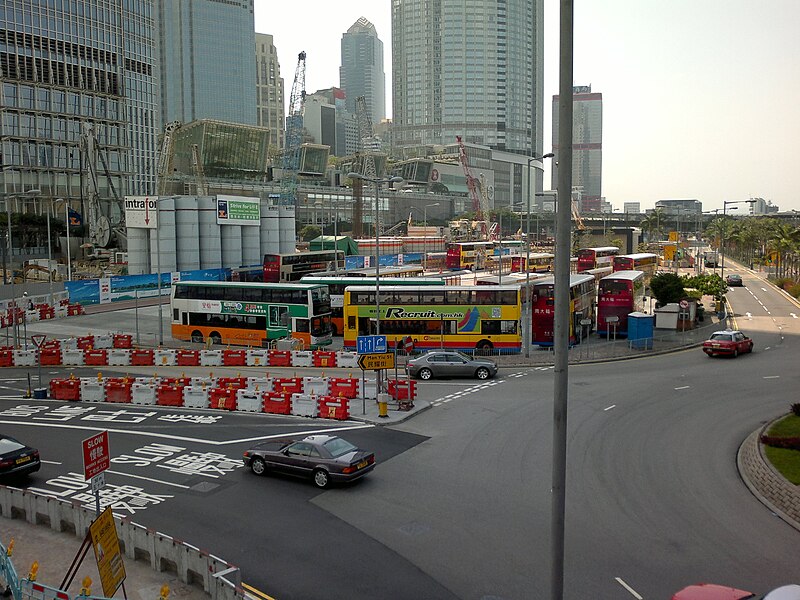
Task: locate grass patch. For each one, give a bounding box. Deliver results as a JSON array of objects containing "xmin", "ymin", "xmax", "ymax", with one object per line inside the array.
[
  {"xmin": 764, "ymin": 446, "xmax": 800, "ymax": 485},
  {"xmin": 767, "ymin": 414, "xmax": 800, "ymax": 437}
]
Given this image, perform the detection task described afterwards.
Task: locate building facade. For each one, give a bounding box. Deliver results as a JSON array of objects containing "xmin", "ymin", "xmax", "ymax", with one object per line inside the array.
[
  {"xmin": 158, "ymin": 0, "xmax": 257, "ymax": 128},
  {"xmin": 623, "ymin": 202, "xmax": 641, "ymax": 214},
  {"xmin": 391, "ymin": 0, "xmax": 545, "ymax": 161},
  {"xmin": 655, "ymin": 199, "xmax": 702, "ymax": 215},
  {"xmin": 552, "ymin": 85, "xmax": 602, "ymax": 212},
  {"xmin": 1, "ymin": 0, "xmax": 159, "ymax": 210},
  {"xmin": 749, "ymin": 197, "xmax": 779, "ymax": 215},
  {"xmin": 255, "ymin": 33, "xmax": 284, "ymax": 151},
  {"xmin": 339, "ymin": 17, "xmax": 385, "ymax": 126}
]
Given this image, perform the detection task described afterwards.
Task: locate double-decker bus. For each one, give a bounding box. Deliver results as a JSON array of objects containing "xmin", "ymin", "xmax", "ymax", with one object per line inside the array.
[
  {"xmin": 300, "ymin": 275, "xmax": 445, "ymax": 335},
  {"xmin": 343, "ymin": 284, "xmax": 523, "ymax": 354},
  {"xmin": 585, "ymin": 266, "xmax": 614, "ymax": 282},
  {"xmin": 263, "ymin": 250, "xmax": 345, "ymax": 282},
  {"xmin": 613, "ymin": 253, "xmax": 658, "ymax": 279},
  {"xmin": 445, "ymin": 241, "xmax": 496, "ymax": 270},
  {"xmin": 596, "ymin": 270, "xmax": 646, "ymax": 337},
  {"xmin": 171, "ymin": 281, "xmax": 332, "ymax": 348},
  {"xmin": 510, "ymin": 253, "xmax": 555, "ymax": 273},
  {"xmin": 576, "ymin": 246, "xmax": 619, "ymax": 273},
  {"xmin": 530, "ymin": 274, "xmax": 596, "ymax": 346}
]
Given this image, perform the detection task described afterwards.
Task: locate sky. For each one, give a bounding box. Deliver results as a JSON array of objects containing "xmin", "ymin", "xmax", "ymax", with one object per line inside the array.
[{"xmin": 255, "ymin": 0, "xmax": 800, "ymax": 213}]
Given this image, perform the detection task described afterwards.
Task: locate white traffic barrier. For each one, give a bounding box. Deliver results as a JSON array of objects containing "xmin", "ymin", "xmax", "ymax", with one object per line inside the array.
[
  {"xmin": 93, "ymin": 333, "xmax": 113, "ymax": 349},
  {"xmin": 303, "ymin": 376, "xmax": 327, "ymax": 396},
  {"xmin": 12, "ymin": 349, "xmax": 36, "ymax": 367},
  {"xmin": 246, "ymin": 349, "xmax": 269, "ymax": 367},
  {"xmin": 246, "ymin": 376, "xmax": 271, "ymax": 392},
  {"xmin": 336, "ymin": 351, "xmax": 359, "ymax": 368},
  {"xmin": 25, "ymin": 309, "xmax": 40, "ymax": 322},
  {"xmin": 191, "ymin": 376, "xmax": 215, "ymax": 387},
  {"xmin": 108, "ymin": 348, "xmax": 131, "ymax": 366},
  {"xmin": 236, "ymin": 389, "xmax": 261, "ymax": 412},
  {"xmin": 292, "ymin": 350, "xmax": 313, "ymax": 367},
  {"xmin": 132, "ymin": 383, "xmax": 157, "ymax": 405},
  {"xmin": 154, "ymin": 348, "xmax": 176, "ymax": 366},
  {"xmin": 200, "ymin": 350, "xmax": 222, "ymax": 366},
  {"xmin": 183, "ymin": 385, "xmax": 210, "ymax": 409},
  {"xmin": 80, "ymin": 380, "xmax": 106, "ymax": 402},
  {"xmin": 359, "ymin": 379, "xmax": 377, "ymax": 400},
  {"xmin": 61, "ymin": 348, "xmax": 84, "ymax": 366},
  {"xmin": 61, "ymin": 337, "xmax": 78, "ymax": 350},
  {"xmin": 291, "ymin": 393, "xmax": 319, "ymax": 417},
  {"xmin": 55, "ymin": 305, "xmax": 68, "ymax": 318}
]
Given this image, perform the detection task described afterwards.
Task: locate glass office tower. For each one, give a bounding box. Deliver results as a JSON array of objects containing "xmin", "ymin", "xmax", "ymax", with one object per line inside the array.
[{"xmin": 340, "ymin": 17, "xmax": 385, "ymax": 126}]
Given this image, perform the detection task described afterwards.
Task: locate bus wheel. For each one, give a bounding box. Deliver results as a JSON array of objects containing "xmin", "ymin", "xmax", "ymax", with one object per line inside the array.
[
  {"xmin": 190, "ymin": 331, "xmax": 204, "ymax": 344},
  {"xmin": 330, "ymin": 323, "xmax": 338, "ymax": 336},
  {"xmin": 209, "ymin": 332, "xmax": 222, "ymax": 345},
  {"xmin": 476, "ymin": 340, "xmax": 493, "ymax": 352}
]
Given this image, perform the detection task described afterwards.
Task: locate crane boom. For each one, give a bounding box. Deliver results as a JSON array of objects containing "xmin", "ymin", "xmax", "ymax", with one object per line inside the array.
[
  {"xmin": 280, "ymin": 51, "xmax": 307, "ymax": 206},
  {"xmin": 456, "ymin": 135, "xmax": 488, "ymax": 239}
]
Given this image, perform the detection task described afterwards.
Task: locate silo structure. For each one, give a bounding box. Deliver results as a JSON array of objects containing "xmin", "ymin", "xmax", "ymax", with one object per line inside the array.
[
  {"xmin": 278, "ymin": 205, "xmax": 296, "ymax": 253},
  {"xmin": 221, "ymin": 225, "xmax": 243, "ymax": 269},
  {"xmin": 127, "ymin": 228, "xmax": 149, "ymax": 275},
  {"xmin": 175, "ymin": 196, "xmax": 200, "ymax": 271},
  {"xmin": 150, "ymin": 196, "xmax": 178, "ymax": 274},
  {"xmin": 241, "ymin": 223, "xmax": 261, "ymax": 266},
  {"xmin": 198, "ymin": 196, "xmax": 221, "ymax": 269},
  {"xmin": 260, "ymin": 203, "xmax": 280, "ymax": 255}
]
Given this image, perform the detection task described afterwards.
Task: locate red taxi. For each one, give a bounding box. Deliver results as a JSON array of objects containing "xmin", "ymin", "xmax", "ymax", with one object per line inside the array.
[{"xmin": 702, "ymin": 329, "xmax": 754, "ymax": 358}]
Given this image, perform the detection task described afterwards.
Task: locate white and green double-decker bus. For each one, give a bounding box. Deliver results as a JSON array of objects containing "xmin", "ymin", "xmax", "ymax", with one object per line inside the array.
[{"xmin": 171, "ymin": 281, "xmax": 332, "ymax": 348}]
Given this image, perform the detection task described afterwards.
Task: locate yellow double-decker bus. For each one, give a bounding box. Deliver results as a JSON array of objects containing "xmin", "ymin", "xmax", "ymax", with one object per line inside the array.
[{"xmin": 343, "ymin": 284, "xmax": 523, "ymax": 354}]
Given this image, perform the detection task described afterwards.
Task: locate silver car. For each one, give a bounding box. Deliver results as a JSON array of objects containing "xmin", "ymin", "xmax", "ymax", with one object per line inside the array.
[{"xmin": 406, "ymin": 351, "xmax": 498, "ymax": 380}]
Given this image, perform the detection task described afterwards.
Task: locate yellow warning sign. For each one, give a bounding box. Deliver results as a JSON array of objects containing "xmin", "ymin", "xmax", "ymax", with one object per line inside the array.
[
  {"xmin": 89, "ymin": 508, "xmax": 126, "ymax": 597},
  {"xmin": 357, "ymin": 352, "xmax": 395, "ymax": 370}
]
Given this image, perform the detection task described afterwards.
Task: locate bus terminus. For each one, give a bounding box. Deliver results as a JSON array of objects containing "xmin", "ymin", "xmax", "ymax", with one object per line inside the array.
[
  {"xmin": 576, "ymin": 246, "xmax": 620, "ymax": 273},
  {"xmin": 342, "ymin": 284, "xmax": 523, "ymax": 354},
  {"xmin": 531, "ymin": 274, "xmax": 597, "ymax": 346},
  {"xmin": 613, "ymin": 253, "xmax": 658, "ymax": 278},
  {"xmin": 596, "ymin": 270, "xmax": 646, "ymax": 337},
  {"xmin": 171, "ymin": 281, "xmax": 332, "ymax": 348},
  {"xmin": 300, "ymin": 275, "xmax": 445, "ymax": 336},
  {"xmin": 445, "ymin": 241, "xmax": 495, "ymax": 270},
  {"xmin": 263, "ymin": 250, "xmax": 345, "ymax": 282}
]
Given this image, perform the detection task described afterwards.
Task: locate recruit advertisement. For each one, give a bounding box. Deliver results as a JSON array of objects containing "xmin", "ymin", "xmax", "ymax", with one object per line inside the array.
[{"xmin": 89, "ymin": 508, "xmax": 126, "ymax": 597}]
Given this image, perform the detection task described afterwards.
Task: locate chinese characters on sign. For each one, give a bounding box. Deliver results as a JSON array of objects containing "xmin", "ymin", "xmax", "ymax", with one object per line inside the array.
[{"xmin": 83, "ymin": 431, "xmax": 110, "ymax": 480}]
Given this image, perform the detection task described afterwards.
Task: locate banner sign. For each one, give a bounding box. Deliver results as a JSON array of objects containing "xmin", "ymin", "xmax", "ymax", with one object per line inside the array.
[{"xmin": 217, "ymin": 196, "xmax": 260, "ymax": 225}]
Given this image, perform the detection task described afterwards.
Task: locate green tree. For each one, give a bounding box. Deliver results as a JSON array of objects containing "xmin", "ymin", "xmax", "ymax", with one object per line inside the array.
[
  {"xmin": 682, "ymin": 273, "xmax": 727, "ymax": 300},
  {"xmin": 650, "ymin": 272, "xmax": 686, "ymax": 307},
  {"xmin": 298, "ymin": 224, "xmax": 322, "ymax": 242}
]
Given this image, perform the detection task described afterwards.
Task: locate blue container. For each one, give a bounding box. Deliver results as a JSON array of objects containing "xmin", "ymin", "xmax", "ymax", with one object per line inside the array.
[
  {"xmin": 33, "ymin": 387, "xmax": 48, "ymax": 399},
  {"xmin": 628, "ymin": 312, "xmax": 654, "ymax": 350}
]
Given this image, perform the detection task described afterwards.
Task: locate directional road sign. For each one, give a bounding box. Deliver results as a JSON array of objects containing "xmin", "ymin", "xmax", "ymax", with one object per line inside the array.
[
  {"xmin": 357, "ymin": 352, "xmax": 395, "ymax": 371},
  {"xmin": 357, "ymin": 335, "xmax": 387, "ymax": 354}
]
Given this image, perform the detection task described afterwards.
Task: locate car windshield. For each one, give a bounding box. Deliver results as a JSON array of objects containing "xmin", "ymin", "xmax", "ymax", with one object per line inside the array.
[
  {"xmin": 710, "ymin": 333, "xmax": 733, "ymax": 341},
  {"xmin": 323, "ymin": 437, "xmax": 358, "ymax": 458},
  {"xmin": 0, "ymin": 437, "xmax": 24, "ymax": 453}
]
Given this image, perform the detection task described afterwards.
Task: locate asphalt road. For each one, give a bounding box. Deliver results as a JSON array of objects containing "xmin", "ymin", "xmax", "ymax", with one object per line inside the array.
[{"xmin": 2, "ymin": 263, "xmax": 799, "ymax": 599}]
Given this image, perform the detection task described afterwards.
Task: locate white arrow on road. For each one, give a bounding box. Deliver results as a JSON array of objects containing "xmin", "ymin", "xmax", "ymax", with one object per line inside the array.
[
  {"xmin": 746, "ymin": 312, "xmax": 752, "ymax": 319},
  {"xmin": 791, "ymin": 313, "xmax": 798, "ymax": 319}
]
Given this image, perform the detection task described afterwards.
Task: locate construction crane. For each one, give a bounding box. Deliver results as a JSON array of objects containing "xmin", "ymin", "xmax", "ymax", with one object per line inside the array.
[
  {"xmin": 81, "ymin": 123, "xmax": 125, "ymax": 248},
  {"xmin": 479, "ymin": 173, "xmax": 499, "ymax": 240},
  {"xmin": 191, "ymin": 144, "xmax": 208, "ymax": 196},
  {"xmin": 456, "ymin": 135, "xmax": 489, "ymax": 240},
  {"xmin": 156, "ymin": 120, "xmax": 181, "ymax": 195},
  {"xmin": 353, "ymin": 95, "xmax": 379, "ymax": 238},
  {"xmin": 280, "ymin": 51, "xmax": 307, "ymax": 206}
]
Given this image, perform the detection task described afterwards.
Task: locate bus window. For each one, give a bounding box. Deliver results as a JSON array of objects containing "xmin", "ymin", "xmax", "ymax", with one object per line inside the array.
[{"xmin": 347, "ymin": 316, "xmax": 356, "ymax": 331}]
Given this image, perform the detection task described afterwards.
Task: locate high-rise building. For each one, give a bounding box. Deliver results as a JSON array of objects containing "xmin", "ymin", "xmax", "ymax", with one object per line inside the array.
[
  {"xmin": 158, "ymin": 0, "xmax": 257, "ymax": 127},
  {"xmin": 552, "ymin": 85, "xmax": 602, "ymax": 212},
  {"xmin": 1, "ymin": 0, "xmax": 159, "ymax": 207},
  {"xmin": 624, "ymin": 202, "xmax": 641, "ymax": 214},
  {"xmin": 391, "ymin": 0, "xmax": 544, "ymax": 159},
  {"xmin": 340, "ymin": 17, "xmax": 385, "ymax": 126},
  {"xmin": 255, "ymin": 33, "xmax": 285, "ymax": 150}
]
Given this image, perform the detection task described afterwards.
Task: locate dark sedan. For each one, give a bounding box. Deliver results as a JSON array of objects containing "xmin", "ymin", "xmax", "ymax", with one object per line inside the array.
[
  {"xmin": 406, "ymin": 350, "xmax": 498, "ymax": 380},
  {"xmin": 0, "ymin": 435, "xmax": 41, "ymax": 478},
  {"xmin": 726, "ymin": 274, "xmax": 743, "ymax": 286},
  {"xmin": 243, "ymin": 434, "xmax": 375, "ymax": 489}
]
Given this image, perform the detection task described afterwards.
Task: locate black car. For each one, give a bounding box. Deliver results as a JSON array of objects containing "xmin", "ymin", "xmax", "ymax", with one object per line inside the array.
[
  {"xmin": 0, "ymin": 435, "xmax": 41, "ymax": 478},
  {"xmin": 243, "ymin": 434, "xmax": 375, "ymax": 489},
  {"xmin": 726, "ymin": 274, "xmax": 743, "ymax": 287}
]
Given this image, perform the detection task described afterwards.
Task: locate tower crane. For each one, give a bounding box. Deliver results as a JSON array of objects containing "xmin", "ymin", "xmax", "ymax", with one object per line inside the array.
[
  {"xmin": 280, "ymin": 51, "xmax": 307, "ymax": 206},
  {"xmin": 456, "ymin": 135, "xmax": 489, "ymax": 240},
  {"xmin": 156, "ymin": 120, "xmax": 181, "ymax": 195},
  {"xmin": 353, "ymin": 95, "xmax": 380, "ymax": 237}
]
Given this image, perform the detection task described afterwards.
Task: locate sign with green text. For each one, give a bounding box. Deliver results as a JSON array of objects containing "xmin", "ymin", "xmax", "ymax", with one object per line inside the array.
[{"xmin": 217, "ymin": 195, "xmax": 260, "ymax": 226}]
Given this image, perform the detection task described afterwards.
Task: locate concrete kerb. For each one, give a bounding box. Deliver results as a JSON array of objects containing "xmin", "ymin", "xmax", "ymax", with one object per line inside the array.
[{"xmin": 0, "ymin": 486, "xmax": 244, "ymax": 600}]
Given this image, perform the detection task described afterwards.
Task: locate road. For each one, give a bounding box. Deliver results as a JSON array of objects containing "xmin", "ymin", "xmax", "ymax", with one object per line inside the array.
[{"xmin": 1, "ymin": 264, "xmax": 798, "ymax": 599}]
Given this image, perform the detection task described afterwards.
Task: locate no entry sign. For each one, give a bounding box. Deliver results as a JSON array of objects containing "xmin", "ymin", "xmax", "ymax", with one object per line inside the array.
[{"xmin": 82, "ymin": 431, "xmax": 110, "ymax": 481}]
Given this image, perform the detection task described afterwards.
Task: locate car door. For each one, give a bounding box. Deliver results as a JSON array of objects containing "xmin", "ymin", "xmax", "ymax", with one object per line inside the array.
[
  {"xmin": 442, "ymin": 353, "xmax": 466, "ymax": 376},
  {"xmin": 734, "ymin": 332, "xmax": 748, "ymax": 353},
  {"xmin": 280, "ymin": 442, "xmax": 315, "ymax": 476}
]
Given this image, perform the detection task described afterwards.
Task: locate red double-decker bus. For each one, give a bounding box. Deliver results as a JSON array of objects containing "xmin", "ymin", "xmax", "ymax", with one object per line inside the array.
[
  {"xmin": 530, "ymin": 274, "xmax": 596, "ymax": 346},
  {"xmin": 596, "ymin": 270, "xmax": 646, "ymax": 337},
  {"xmin": 613, "ymin": 253, "xmax": 658, "ymax": 278},
  {"xmin": 576, "ymin": 246, "xmax": 619, "ymax": 273},
  {"xmin": 263, "ymin": 250, "xmax": 345, "ymax": 282},
  {"xmin": 445, "ymin": 241, "xmax": 495, "ymax": 270}
]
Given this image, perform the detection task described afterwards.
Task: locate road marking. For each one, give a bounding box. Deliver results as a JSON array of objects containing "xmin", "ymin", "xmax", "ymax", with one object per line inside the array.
[
  {"xmin": 106, "ymin": 469, "xmax": 191, "ymax": 489},
  {"xmin": 745, "ymin": 312, "xmax": 752, "ymax": 319},
  {"xmin": 615, "ymin": 577, "xmax": 643, "ymax": 599},
  {"xmin": 762, "ymin": 287, "xmax": 767, "ymax": 291},
  {"xmin": 763, "ymin": 375, "xmax": 780, "ymax": 379},
  {"xmin": 604, "ymin": 405, "xmax": 616, "ymax": 411},
  {"xmin": 242, "ymin": 582, "xmax": 277, "ymax": 600},
  {"xmin": 674, "ymin": 385, "xmax": 690, "ymax": 390},
  {"xmin": 791, "ymin": 313, "xmax": 798, "ymax": 319},
  {"xmin": 41, "ymin": 460, "xmax": 62, "ymax": 465}
]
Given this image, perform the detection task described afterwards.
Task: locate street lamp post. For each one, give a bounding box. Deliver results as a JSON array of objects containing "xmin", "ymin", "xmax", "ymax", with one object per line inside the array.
[
  {"xmin": 525, "ymin": 154, "xmax": 554, "ymax": 357},
  {"xmin": 423, "ymin": 202, "xmax": 439, "ymax": 271}
]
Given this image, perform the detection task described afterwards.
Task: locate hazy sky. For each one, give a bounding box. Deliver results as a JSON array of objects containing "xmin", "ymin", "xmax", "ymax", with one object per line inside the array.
[{"xmin": 255, "ymin": 0, "xmax": 800, "ymax": 213}]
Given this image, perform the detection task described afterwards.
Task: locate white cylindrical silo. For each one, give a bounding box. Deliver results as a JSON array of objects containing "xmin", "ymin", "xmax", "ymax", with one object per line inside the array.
[
  {"xmin": 126, "ymin": 227, "xmax": 149, "ymax": 275},
  {"xmin": 150, "ymin": 196, "xmax": 177, "ymax": 274},
  {"xmin": 241, "ymin": 223, "xmax": 261, "ymax": 267},
  {"xmin": 175, "ymin": 196, "xmax": 200, "ymax": 271},
  {"xmin": 278, "ymin": 205, "xmax": 296, "ymax": 254},
  {"xmin": 198, "ymin": 196, "xmax": 221, "ymax": 269},
  {"xmin": 261, "ymin": 203, "xmax": 280, "ymax": 255},
  {"xmin": 220, "ymin": 225, "xmax": 243, "ymax": 269}
]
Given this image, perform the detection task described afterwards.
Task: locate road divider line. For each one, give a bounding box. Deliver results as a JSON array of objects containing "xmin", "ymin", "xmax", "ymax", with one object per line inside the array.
[
  {"xmin": 674, "ymin": 385, "xmax": 690, "ymax": 390},
  {"xmin": 604, "ymin": 405, "xmax": 616, "ymax": 411},
  {"xmin": 242, "ymin": 583, "xmax": 276, "ymax": 600},
  {"xmin": 615, "ymin": 577, "xmax": 643, "ymax": 599},
  {"xmin": 763, "ymin": 375, "xmax": 780, "ymax": 379},
  {"xmin": 40, "ymin": 460, "xmax": 61, "ymax": 465}
]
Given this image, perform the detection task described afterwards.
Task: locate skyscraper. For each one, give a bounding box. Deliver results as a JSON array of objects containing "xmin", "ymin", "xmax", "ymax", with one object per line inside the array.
[
  {"xmin": 340, "ymin": 17, "xmax": 385, "ymax": 126},
  {"xmin": 1, "ymin": 0, "xmax": 158, "ymax": 205},
  {"xmin": 255, "ymin": 33, "xmax": 285, "ymax": 151},
  {"xmin": 552, "ymin": 85, "xmax": 603, "ymax": 212},
  {"xmin": 391, "ymin": 0, "xmax": 544, "ymax": 157},
  {"xmin": 158, "ymin": 0, "xmax": 257, "ymax": 128}
]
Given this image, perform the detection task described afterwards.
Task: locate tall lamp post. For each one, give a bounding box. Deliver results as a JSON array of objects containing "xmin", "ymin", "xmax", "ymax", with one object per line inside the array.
[
  {"xmin": 525, "ymin": 154, "xmax": 554, "ymax": 357},
  {"xmin": 423, "ymin": 202, "xmax": 439, "ymax": 271},
  {"xmin": 720, "ymin": 199, "xmax": 756, "ymax": 283}
]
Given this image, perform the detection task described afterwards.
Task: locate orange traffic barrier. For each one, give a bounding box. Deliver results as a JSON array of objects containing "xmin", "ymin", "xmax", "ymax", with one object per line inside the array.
[
  {"xmin": 130, "ymin": 349, "xmax": 155, "ymax": 365},
  {"xmin": 273, "ymin": 377, "xmax": 302, "ymax": 394},
  {"xmin": 176, "ymin": 350, "xmax": 200, "ymax": 366},
  {"xmin": 76, "ymin": 335, "xmax": 94, "ymax": 350},
  {"xmin": 313, "ymin": 350, "xmax": 337, "ymax": 368},
  {"xmin": 156, "ymin": 384, "xmax": 184, "ymax": 406},
  {"xmin": 388, "ymin": 378, "xmax": 417, "ymax": 402},
  {"xmin": 216, "ymin": 377, "xmax": 246, "ymax": 390},
  {"xmin": 209, "ymin": 387, "xmax": 237, "ymax": 410},
  {"xmin": 49, "ymin": 379, "xmax": 80, "ymax": 401},
  {"xmin": 105, "ymin": 380, "xmax": 133, "ymax": 403},
  {"xmin": 267, "ymin": 350, "xmax": 292, "ymax": 366},
  {"xmin": 222, "ymin": 349, "xmax": 247, "ymax": 366},
  {"xmin": 317, "ymin": 395, "xmax": 350, "ymax": 420},
  {"xmin": 113, "ymin": 334, "xmax": 133, "ymax": 349},
  {"xmin": 0, "ymin": 350, "xmax": 13, "ymax": 368},
  {"xmin": 327, "ymin": 377, "xmax": 358, "ymax": 399},
  {"xmin": 262, "ymin": 391, "xmax": 292, "ymax": 414},
  {"xmin": 39, "ymin": 348, "xmax": 62, "ymax": 366},
  {"xmin": 83, "ymin": 349, "xmax": 108, "ymax": 366}
]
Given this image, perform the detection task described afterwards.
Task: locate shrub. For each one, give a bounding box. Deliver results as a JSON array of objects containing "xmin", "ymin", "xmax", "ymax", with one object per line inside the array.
[
  {"xmin": 760, "ymin": 435, "xmax": 800, "ymax": 450},
  {"xmin": 792, "ymin": 403, "xmax": 800, "ymax": 417},
  {"xmin": 788, "ymin": 284, "xmax": 800, "ymax": 299}
]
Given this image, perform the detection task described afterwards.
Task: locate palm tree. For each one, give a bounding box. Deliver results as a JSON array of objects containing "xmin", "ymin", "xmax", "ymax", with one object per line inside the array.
[{"xmin": 639, "ymin": 208, "xmax": 666, "ymax": 242}]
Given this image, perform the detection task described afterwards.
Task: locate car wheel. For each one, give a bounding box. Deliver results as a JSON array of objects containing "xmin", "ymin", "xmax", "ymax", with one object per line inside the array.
[
  {"xmin": 749, "ymin": 343, "xmax": 754, "ymax": 353},
  {"xmin": 330, "ymin": 323, "xmax": 338, "ymax": 336},
  {"xmin": 418, "ymin": 368, "xmax": 433, "ymax": 380},
  {"xmin": 190, "ymin": 330, "xmax": 204, "ymax": 344},
  {"xmin": 733, "ymin": 348, "xmax": 738, "ymax": 358},
  {"xmin": 250, "ymin": 457, "xmax": 267, "ymax": 476},
  {"xmin": 476, "ymin": 367, "xmax": 490, "ymax": 380},
  {"xmin": 312, "ymin": 468, "xmax": 330, "ymax": 489}
]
